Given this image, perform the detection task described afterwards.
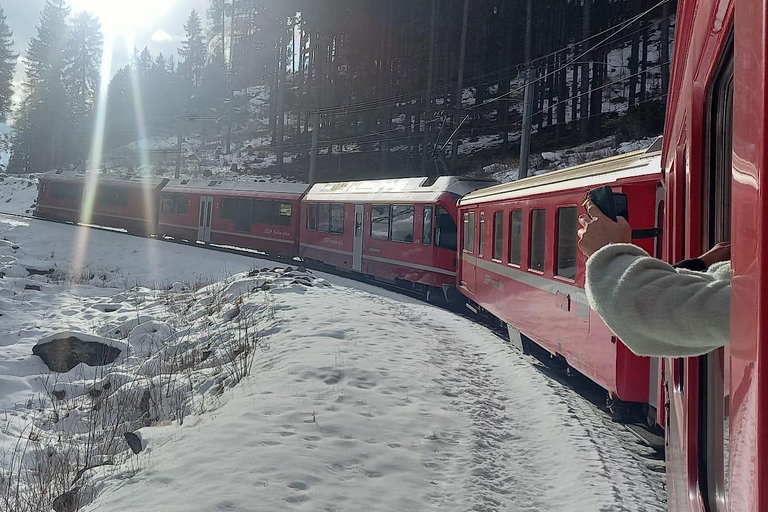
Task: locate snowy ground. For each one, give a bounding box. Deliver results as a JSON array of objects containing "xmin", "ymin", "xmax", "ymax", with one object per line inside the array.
[{"xmin": 0, "ymin": 216, "xmax": 665, "ymax": 511}]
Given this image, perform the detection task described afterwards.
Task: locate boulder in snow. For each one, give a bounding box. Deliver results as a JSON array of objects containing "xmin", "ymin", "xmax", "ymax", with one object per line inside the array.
[{"xmin": 33, "ymin": 332, "xmax": 127, "ymax": 373}]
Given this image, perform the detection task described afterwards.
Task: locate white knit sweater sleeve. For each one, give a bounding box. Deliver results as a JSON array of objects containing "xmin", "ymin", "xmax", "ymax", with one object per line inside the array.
[{"xmin": 585, "ymin": 244, "xmax": 731, "ymax": 357}]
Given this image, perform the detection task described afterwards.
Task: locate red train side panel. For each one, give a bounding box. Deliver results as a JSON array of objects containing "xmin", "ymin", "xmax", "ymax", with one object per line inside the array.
[
  {"xmin": 458, "ymin": 148, "xmax": 663, "ymax": 406},
  {"xmin": 158, "ymin": 180, "xmax": 309, "ymax": 257},
  {"xmin": 300, "ymin": 176, "xmax": 497, "ymax": 298}
]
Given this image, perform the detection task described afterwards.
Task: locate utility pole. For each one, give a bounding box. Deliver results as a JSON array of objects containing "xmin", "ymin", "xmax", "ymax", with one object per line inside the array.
[
  {"xmin": 175, "ymin": 114, "xmax": 183, "ymax": 179},
  {"xmin": 519, "ymin": 0, "xmax": 534, "ymax": 180},
  {"xmin": 309, "ymin": 111, "xmax": 320, "ymax": 185},
  {"xmin": 225, "ymin": 0, "xmax": 236, "ymax": 154},
  {"xmin": 450, "ymin": 0, "xmax": 470, "ymax": 174},
  {"xmin": 421, "ymin": 0, "xmax": 438, "ymax": 176}
]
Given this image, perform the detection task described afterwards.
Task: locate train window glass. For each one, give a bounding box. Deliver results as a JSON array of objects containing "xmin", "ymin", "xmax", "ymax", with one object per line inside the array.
[
  {"xmin": 52, "ymin": 183, "xmax": 79, "ymax": 200},
  {"xmin": 330, "ymin": 204, "xmax": 344, "ymax": 234},
  {"xmin": 435, "ymin": 207, "xmax": 457, "ymax": 251},
  {"xmin": 162, "ymin": 194, "xmax": 176, "ymax": 214},
  {"xmin": 175, "ymin": 195, "xmax": 188, "ymax": 215},
  {"xmin": 509, "ymin": 210, "xmax": 523, "ymax": 266},
  {"xmin": 529, "ymin": 209, "xmax": 546, "ymax": 272},
  {"xmin": 235, "ymin": 199, "xmax": 252, "ymax": 232},
  {"xmin": 556, "ymin": 207, "xmax": 578, "ymax": 280},
  {"xmin": 656, "ymin": 200, "xmax": 665, "ymax": 258},
  {"xmin": 98, "ymin": 186, "xmax": 128, "ymax": 207},
  {"xmin": 371, "ymin": 205, "xmax": 390, "ymax": 240},
  {"xmin": 307, "ymin": 203, "xmax": 317, "ymax": 230},
  {"xmin": 221, "ymin": 198, "xmax": 237, "ymax": 220},
  {"xmin": 463, "ymin": 212, "xmax": 475, "ymax": 253},
  {"xmin": 493, "ymin": 212, "xmax": 504, "ymax": 261},
  {"xmin": 251, "ymin": 200, "xmax": 273, "ymax": 224},
  {"xmin": 317, "ymin": 203, "xmax": 331, "ymax": 232},
  {"xmin": 422, "ymin": 206, "xmax": 433, "ymax": 245},
  {"xmin": 391, "ymin": 205, "xmax": 415, "ymax": 243},
  {"xmin": 478, "ymin": 212, "xmax": 486, "ymax": 256},
  {"xmin": 277, "ymin": 203, "xmax": 292, "ymax": 227}
]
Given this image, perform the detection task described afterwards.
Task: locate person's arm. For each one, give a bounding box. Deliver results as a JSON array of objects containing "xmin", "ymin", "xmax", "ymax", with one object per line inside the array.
[{"xmin": 585, "ymin": 244, "xmax": 730, "ymax": 357}]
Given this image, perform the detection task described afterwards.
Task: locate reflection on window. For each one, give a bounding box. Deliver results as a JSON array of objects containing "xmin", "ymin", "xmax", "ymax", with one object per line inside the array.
[
  {"xmin": 463, "ymin": 212, "xmax": 475, "ymax": 253},
  {"xmin": 509, "ymin": 210, "xmax": 522, "ymax": 265},
  {"xmin": 391, "ymin": 205, "xmax": 414, "ymax": 243},
  {"xmin": 422, "ymin": 206, "xmax": 433, "ymax": 245},
  {"xmin": 435, "ymin": 207, "xmax": 457, "ymax": 251},
  {"xmin": 235, "ymin": 199, "xmax": 252, "ymax": 232},
  {"xmin": 371, "ymin": 205, "xmax": 390, "ymax": 239},
  {"xmin": 317, "ymin": 204, "xmax": 330, "ymax": 232},
  {"xmin": 221, "ymin": 198, "xmax": 237, "ymax": 220},
  {"xmin": 557, "ymin": 207, "xmax": 578, "ymax": 280},
  {"xmin": 530, "ymin": 209, "xmax": 546, "ymax": 272},
  {"xmin": 52, "ymin": 183, "xmax": 79, "ymax": 200},
  {"xmin": 307, "ymin": 203, "xmax": 317, "ymax": 230},
  {"xmin": 493, "ymin": 212, "xmax": 503, "ymax": 261},
  {"xmin": 330, "ymin": 204, "xmax": 344, "ymax": 234}
]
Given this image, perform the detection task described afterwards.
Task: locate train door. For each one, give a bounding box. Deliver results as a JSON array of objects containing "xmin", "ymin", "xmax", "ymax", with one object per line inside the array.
[
  {"xmin": 198, "ymin": 196, "xmax": 213, "ymax": 242},
  {"xmin": 460, "ymin": 208, "xmax": 477, "ymax": 294},
  {"xmin": 352, "ymin": 204, "xmax": 364, "ymax": 272}
]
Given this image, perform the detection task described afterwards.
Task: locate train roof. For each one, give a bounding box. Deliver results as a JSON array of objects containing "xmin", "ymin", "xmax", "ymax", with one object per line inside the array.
[
  {"xmin": 305, "ymin": 176, "xmax": 499, "ymax": 203},
  {"xmin": 162, "ymin": 179, "xmax": 310, "ymax": 197},
  {"xmin": 458, "ymin": 146, "xmax": 662, "ymax": 206},
  {"xmin": 41, "ymin": 170, "xmax": 169, "ymax": 189}
]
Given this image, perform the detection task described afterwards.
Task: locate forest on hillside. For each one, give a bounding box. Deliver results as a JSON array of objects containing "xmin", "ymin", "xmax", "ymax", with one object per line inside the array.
[{"xmin": 3, "ymin": 0, "xmax": 677, "ymax": 181}]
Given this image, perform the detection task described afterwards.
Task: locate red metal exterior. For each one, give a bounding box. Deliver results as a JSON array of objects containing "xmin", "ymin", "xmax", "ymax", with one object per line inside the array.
[{"xmin": 457, "ymin": 152, "xmax": 662, "ymax": 403}]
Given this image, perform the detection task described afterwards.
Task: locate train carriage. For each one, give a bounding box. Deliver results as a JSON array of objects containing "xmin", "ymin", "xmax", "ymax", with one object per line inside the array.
[
  {"xmin": 457, "ymin": 145, "xmax": 663, "ymax": 415},
  {"xmin": 37, "ymin": 170, "xmax": 168, "ymax": 236},
  {"xmin": 158, "ymin": 180, "xmax": 310, "ymax": 257},
  {"xmin": 300, "ymin": 176, "xmax": 497, "ymax": 300}
]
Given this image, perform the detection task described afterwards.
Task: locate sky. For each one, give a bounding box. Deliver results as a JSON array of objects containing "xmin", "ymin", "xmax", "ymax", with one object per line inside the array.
[{"xmin": 4, "ymin": 0, "xmax": 209, "ymax": 114}]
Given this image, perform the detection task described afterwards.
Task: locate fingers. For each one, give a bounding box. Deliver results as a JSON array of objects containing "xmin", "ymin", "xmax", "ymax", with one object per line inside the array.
[
  {"xmin": 585, "ymin": 200, "xmax": 605, "ymax": 220},
  {"xmin": 578, "ymin": 214, "xmax": 591, "ymax": 229},
  {"xmin": 616, "ymin": 216, "xmax": 630, "ymax": 228}
]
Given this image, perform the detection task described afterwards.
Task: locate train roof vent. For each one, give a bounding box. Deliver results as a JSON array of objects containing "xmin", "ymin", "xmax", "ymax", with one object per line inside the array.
[
  {"xmin": 181, "ymin": 179, "xmax": 189, "ymax": 185},
  {"xmin": 55, "ymin": 169, "xmax": 64, "ymax": 174},
  {"xmin": 421, "ymin": 176, "xmax": 438, "ymax": 187},
  {"xmin": 122, "ymin": 175, "xmax": 133, "ymax": 180},
  {"xmin": 208, "ymin": 180, "xmax": 219, "ymax": 187}
]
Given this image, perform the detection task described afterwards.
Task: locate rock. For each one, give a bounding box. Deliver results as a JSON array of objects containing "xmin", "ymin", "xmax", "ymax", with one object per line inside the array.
[
  {"xmin": 124, "ymin": 432, "xmax": 144, "ymax": 454},
  {"xmin": 52, "ymin": 389, "xmax": 66, "ymax": 401},
  {"xmin": 52, "ymin": 488, "xmax": 80, "ymax": 512},
  {"xmin": 33, "ymin": 332, "xmax": 126, "ymax": 373},
  {"xmin": 24, "ymin": 284, "xmax": 42, "ymax": 291}
]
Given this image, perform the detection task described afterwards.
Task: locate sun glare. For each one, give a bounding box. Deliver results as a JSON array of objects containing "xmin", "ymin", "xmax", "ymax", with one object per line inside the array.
[{"xmin": 68, "ymin": 0, "xmax": 179, "ymax": 37}]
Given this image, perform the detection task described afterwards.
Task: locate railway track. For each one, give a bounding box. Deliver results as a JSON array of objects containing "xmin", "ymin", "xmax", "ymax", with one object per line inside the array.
[{"xmin": 0, "ymin": 209, "xmax": 666, "ymax": 461}]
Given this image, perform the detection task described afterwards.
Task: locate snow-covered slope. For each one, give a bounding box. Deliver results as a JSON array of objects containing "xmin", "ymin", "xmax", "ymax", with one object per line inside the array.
[
  {"xmin": 0, "ymin": 215, "xmax": 665, "ymax": 511},
  {"xmin": 0, "ymin": 175, "xmax": 38, "ymax": 215}
]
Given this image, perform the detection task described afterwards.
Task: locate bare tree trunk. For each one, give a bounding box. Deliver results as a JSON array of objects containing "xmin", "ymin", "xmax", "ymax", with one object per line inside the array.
[
  {"xmin": 640, "ymin": 24, "xmax": 649, "ymax": 103},
  {"xmin": 276, "ymin": 18, "xmax": 288, "ymax": 173},
  {"xmin": 450, "ymin": 0, "xmax": 470, "ymax": 174},
  {"xmin": 660, "ymin": 2, "xmax": 671, "ymax": 96},
  {"xmin": 579, "ymin": 0, "xmax": 591, "ymax": 139},
  {"xmin": 421, "ymin": 0, "xmax": 438, "ymax": 175}
]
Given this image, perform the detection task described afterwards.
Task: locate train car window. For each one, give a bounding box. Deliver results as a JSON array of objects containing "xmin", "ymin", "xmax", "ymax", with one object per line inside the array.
[
  {"xmin": 221, "ymin": 198, "xmax": 237, "ymax": 220},
  {"xmin": 422, "ymin": 206, "xmax": 433, "ymax": 245},
  {"xmin": 235, "ymin": 199, "xmax": 252, "ymax": 232},
  {"xmin": 175, "ymin": 195, "xmax": 188, "ymax": 215},
  {"xmin": 277, "ymin": 203, "xmax": 292, "ymax": 227},
  {"xmin": 556, "ymin": 207, "xmax": 578, "ymax": 280},
  {"xmin": 98, "ymin": 186, "xmax": 128, "ymax": 207},
  {"xmin": 463, "ymin": 212, "xmax": 475, "ymax": 253},
  {"xmin": 435, "ymin": 207, "xmax": 457, "ymax": 251},
  {"xmin": 317, "ymin": 203, "xmax": 331, "ymax": 232},
  {"xmin": 162, "ymin": 194, "xmax": 176, "ymax": 214},
  {"xmin": 391, "ymin": 205, "xmax": 415, "ymax": 243},
  {"xmin": 371, "ymin": 205, "xmax": 390, "ymax": 240},
  {"xmin": 493, "ymin": 212, "xmax": 503, "ymax": 261},
  {"xmin": 52, "ymin": 183, "xmax": 79, "ymax": 200},
  {"xmin": 330, "ymin": 204, "xmax": 344, "ymax": 234},
  {"xmin": 529, "ymin": 209, "xmax": 546, "ymax": 272},
  {"xmin": 478, "ymin": 213, "xmax": 486, "ymax": 256},
  {"xmin": 251, "ymin": 200, "xmax": 273, "ymax": 224},
  {"xmin": 509, "ymin": 210, "xmax": 523, "ymax": 266},
  {"xmin": 307, "ymin": 203, "xmax": 317, "ymax": 230}
]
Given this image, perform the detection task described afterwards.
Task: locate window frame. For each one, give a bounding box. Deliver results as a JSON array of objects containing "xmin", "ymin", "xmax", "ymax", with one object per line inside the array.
[
  {"xmin": 555, "ymin": 206, "xmax": 579, "ymax": 281},
  {"xmin": 478, "ymin": 212, "xmax": 486, "ymax": 257},
  {"xmin": 390, "ymin": 204, "xmax": 415, "ymax": 243},
  {"xmin": 330, "ymin": 203, "xmax": 345, "ymax": 234},
  {"xmin": 370, "ymin": 204, "xmax": 391, "ymax": 240},
  {"xmin": 422, "ymin": 206, "xmax": 434, "ymax": 246},
  {"xmin": 306, "ymin": 203, "xmax": 318, "ymax": 231},
  {"xmin": 508, "ymin": 210, "xmax": 523, "ymax": 267},
  {"xmin": 492, "ymin": 211, "xmax": 504, "ymax": 262},
  {"xmin": 529, "ymin": 208, "xmax": 547, "ymax": 273},
  {"xmin": 463, "ymin": 211, "xmax": 476, "ymax": 254}
]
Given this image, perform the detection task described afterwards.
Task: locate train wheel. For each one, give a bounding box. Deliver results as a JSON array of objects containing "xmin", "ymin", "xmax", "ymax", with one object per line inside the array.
[{"xmin": 426, "ymin": 287, "xmax": 448, "ymax": 307}]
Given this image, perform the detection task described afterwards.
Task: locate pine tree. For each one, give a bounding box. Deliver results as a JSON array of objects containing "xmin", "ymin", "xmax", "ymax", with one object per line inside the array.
[
  {"xmin": 179, "ymin": 9, "xmax": 207, "ymax": 91},
  {"xmin": 63, "ymin": 11, "xmax": 102, "ymax": 162},
  {"xmin": 9, "ymin": 0, "xmax": 71, "ymax": 173},
  {"xmin": 0, "ymin": 4, "xmax": 17, "ymax": 122}
]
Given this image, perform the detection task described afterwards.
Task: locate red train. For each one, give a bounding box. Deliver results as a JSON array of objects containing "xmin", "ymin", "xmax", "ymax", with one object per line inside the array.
[{"xmin": 457, "ymin": 146, "xmax": 663, "ymax": 421}]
